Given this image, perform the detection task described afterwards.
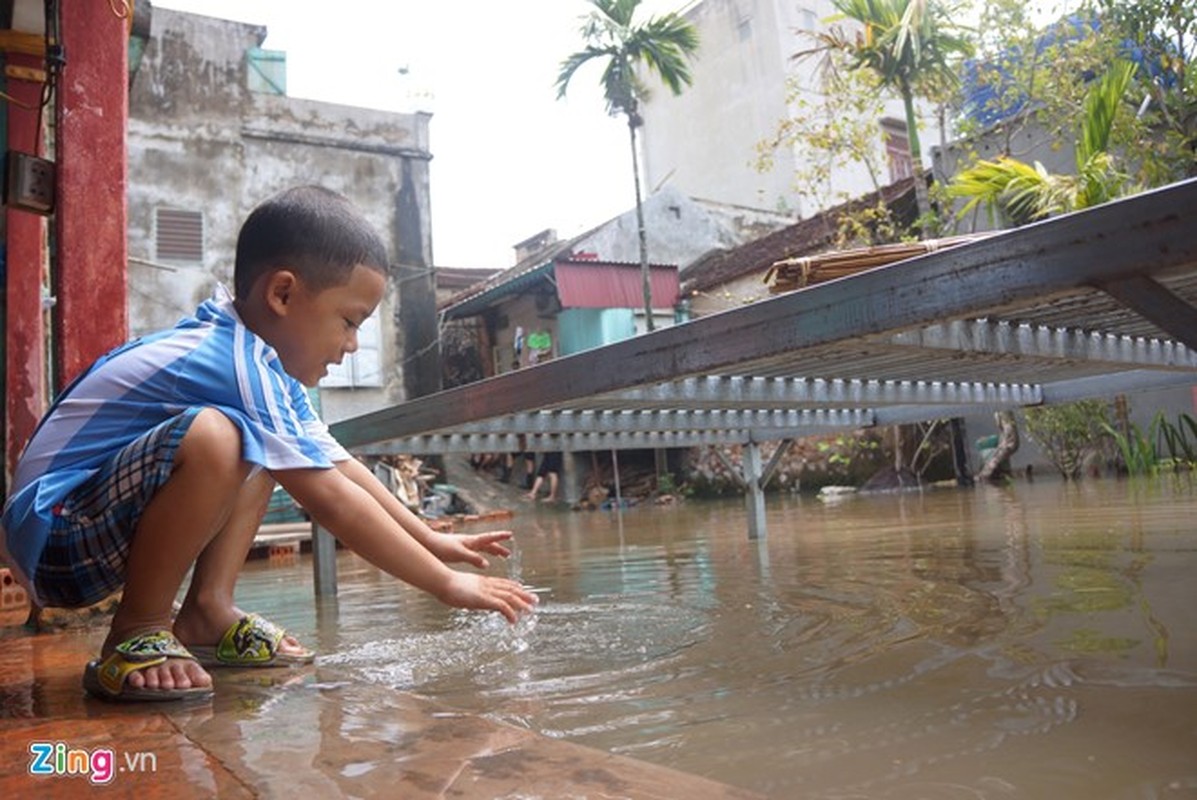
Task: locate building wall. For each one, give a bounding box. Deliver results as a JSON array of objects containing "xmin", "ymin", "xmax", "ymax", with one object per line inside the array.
[
  {"xmin": 580, "ymin": 184, "xmax": 789, "ymax": 269},
  {"xmin": 490, "ymin": 293, "xmax": 560, "ymax": 374},
  {"xmin": 639, "ymin": 0, "xmax": 928, "ymax": 216},
  {"xmin": 126, "ymin": 8, "xmax": 433, "ymax": 423}
]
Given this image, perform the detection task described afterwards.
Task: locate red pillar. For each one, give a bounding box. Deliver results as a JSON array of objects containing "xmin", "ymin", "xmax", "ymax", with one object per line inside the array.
[
  {"xmin": 4, "ymin": 53, "xmax": 48, "ymax": 480},
  {"xmin": 53, "ymin": 4, "xmax": 128, "ymax": 389}
]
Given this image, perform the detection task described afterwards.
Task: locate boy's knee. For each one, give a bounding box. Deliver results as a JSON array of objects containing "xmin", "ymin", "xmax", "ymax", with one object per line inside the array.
[{"xmin": 180, "ymin": 408, "xmax": 247, "ymax": 475}]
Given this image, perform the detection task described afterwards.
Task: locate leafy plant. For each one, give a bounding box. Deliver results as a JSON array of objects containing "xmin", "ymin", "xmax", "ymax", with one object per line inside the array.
[
  {"xmin": 949, "ymin": 59, "xmax": 1137, "ymax": 225},
  {"xmin": 1104, "ymin": 411, "xmax": 1197, "ymax": 474},
  {"xmin": 796, "ymin": 0, "xmax": 973, "ymax": 236},
  {"xmin": 1021, "ymin": 400, "xmax": 1112, "ymax": 479},
  {"xmin": 1101, "ymin": 416, "xmax": 1160, "ymax": 475}
]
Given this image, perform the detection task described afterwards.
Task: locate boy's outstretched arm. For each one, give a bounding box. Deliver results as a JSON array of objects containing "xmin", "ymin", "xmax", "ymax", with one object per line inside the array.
[
  {"xmin": 274, "ymin": 465, "xmax": 537, "ymax": 623},
  {"xmin": 335, "ymin": 457, "xmax": 514, "ymax": 568}
]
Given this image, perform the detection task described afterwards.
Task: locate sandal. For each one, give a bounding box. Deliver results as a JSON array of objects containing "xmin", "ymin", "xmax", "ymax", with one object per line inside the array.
[
  {"xmin": 187, "ymin": 614, "xmax": 314, "ymax": 667},
  {"xmin": 82, "ymin": 631, "xmax": 214, "ymax": 702}
]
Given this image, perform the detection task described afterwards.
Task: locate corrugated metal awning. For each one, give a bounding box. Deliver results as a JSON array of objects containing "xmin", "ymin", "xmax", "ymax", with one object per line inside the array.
[{"xmin": 555, "ymin": 260, "xmax": 679, "ymax": 309}]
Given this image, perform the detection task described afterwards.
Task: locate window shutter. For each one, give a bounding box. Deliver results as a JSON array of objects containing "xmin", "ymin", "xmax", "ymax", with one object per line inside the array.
[
  {"xmin": 155, "ymin": 208, "xmax": 204, "ymax": 264},
  {"xmin": 247, "ymin": 47, "xmax": 287, "ymax": 95}
]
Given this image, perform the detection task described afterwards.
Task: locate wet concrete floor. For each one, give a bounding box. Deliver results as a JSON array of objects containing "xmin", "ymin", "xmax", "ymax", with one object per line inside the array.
[{"xmin": 0, "ymin": 593, "xmax": 759, "ymax": 799}]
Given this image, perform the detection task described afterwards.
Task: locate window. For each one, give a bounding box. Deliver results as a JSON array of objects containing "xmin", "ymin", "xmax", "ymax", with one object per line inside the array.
[
  {"xmin": 319, "ymin": 310, "xmax": 383, "ymax": 388},
  {"xmin": 880, "ymin": 118, "xmax": 914, "ymax": 183},
  {"xmin": 247, "ymin": 47, "xmax": 287, "ymax": 95},
  {"xmin": 154, "ymin": 208, "xmax": 204, "ymax": 264}
]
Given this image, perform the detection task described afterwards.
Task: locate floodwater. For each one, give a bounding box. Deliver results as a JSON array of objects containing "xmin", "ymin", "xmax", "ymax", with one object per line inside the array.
[{"xmin": 242, "ymin": 475, "xmax": 1197, "ymax": 799}]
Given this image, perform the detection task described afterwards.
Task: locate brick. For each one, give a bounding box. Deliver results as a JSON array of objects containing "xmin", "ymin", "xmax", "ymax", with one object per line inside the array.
[{"xmin": 0, "ymin": 567, "xmax": 30, "ymax": 613}]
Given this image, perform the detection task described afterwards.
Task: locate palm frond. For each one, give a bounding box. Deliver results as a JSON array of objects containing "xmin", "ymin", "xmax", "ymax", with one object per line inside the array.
[
  {"xmin": 557, "ymin": 0, "xmax": 698, "ymax": 119},
  {"xmin": 826, "ymin": 0, "xmax": 971, "ymax": 90},
  {"xmin": 1077, "ymin": 59, "xmax": 1137, "ymax": 167},
  {"xmin": 948, "ymin": 156, "xmax": 1054, "ymax": 224},
  {"xmin": 555, "ymin": 46, "xmax": 615, "ymax": 99}
]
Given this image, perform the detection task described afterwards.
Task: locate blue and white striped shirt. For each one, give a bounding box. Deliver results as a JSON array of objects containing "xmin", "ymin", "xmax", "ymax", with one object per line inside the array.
[{"xmin": 1, "ymin": 289, "xmax": 349, "ymax": 594}]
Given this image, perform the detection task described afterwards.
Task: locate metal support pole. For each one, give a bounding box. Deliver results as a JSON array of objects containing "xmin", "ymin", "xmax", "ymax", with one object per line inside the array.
[
  {"xmin": 743, "ymin": 441, "xmax": 767, "ymax": 540},
  {"xmin": 312, "ymin": 523, "xmax": 338, "ymax": 597},
  {"xmin": 611, "ymin": 449, "xmax": 623, "ymax": 509}
]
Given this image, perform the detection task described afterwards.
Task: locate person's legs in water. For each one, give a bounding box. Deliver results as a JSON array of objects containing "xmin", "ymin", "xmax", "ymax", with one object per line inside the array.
[{"xmin": 541, "ymin": 471, "xmax": 559, "ymax": 502}]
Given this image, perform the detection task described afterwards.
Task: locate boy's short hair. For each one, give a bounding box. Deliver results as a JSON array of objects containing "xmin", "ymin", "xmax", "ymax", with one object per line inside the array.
[{"xmin": 234, "ymin": 186, "xmax": 390, "ymax": 300}]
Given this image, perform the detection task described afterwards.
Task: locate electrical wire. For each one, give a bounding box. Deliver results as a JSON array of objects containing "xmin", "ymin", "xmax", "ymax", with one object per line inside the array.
[{"xmin": 34, "ymin": 0, "xmax": 65, "ymax": 157}]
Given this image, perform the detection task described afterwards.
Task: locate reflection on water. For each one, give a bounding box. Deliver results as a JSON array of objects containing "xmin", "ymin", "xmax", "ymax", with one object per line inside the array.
[{"xmin": 251, "ymin": 476, "xmax": 1197, "ymax": 799}]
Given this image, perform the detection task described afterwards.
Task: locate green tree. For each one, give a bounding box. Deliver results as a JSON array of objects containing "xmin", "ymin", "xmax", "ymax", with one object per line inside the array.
[
  {"xmin": 1021, "ymin": 399, "xmax": 1112, "ymax": 480},
  {"xmin": 1091, "ymin": 0, "xmax": 1197, "ymax": 180},
  {"xmin": 951, "ymin": 0, "xmax": 1194, "ymax": 206},
  {"xmin": 798, "ymin": 0, "xmax": 972, "ymax": 238},
  {"xmin": 949, "ymin": 59, "xmax": 1136, "ymax": 224},
  {"xmin": 555, "ymin": 0, "xmax": 699, "ymax": 332}
]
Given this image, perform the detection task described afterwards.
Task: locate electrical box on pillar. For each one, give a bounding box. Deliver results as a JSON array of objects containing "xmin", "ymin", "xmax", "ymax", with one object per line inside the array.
[
  {"xmin": 4, "ymin": 150, "xmax": 55, "ymax": 215},
  {"xmin": 1, "ymin": 0, "xmax": 64, "ymax": 214}
]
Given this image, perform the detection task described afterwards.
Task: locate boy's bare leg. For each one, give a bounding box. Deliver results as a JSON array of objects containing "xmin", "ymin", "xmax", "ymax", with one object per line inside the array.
[
  {"xmin": 172, "ymin": 469, "xmax": 308, "ymax": 657},
  {"xmin": 103, "ymin": 409, "xmax": 252, "ymax": 692}
]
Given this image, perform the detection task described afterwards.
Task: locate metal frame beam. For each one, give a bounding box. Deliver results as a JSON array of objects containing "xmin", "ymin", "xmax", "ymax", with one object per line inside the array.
[
  {"xmin": 331, "ymin": 179, "xmax": 1197, "ymax": 449},
  {"xmin": 1097, "ymin": 275, "xmax": 1197, "ymax": 351},
  {"xmin": 883, "ymin": 319, "xmax": 1197, "ymax": 370},
  {"xmin": 448, "ymin": 408, "xmax": 873, "ymax": 436},
  {"xmin": 599, "ymin": 375, "xmax": 1043, "ymax": 410},
  {"xmin": 356, "ymin": 422, "xmax": 876, "ymax": 456}
]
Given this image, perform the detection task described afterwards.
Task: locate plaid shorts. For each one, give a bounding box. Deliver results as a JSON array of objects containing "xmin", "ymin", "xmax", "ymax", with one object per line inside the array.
[{"xmin": 34, "ymin": 407, "xmax": 203, "ymax": 608}]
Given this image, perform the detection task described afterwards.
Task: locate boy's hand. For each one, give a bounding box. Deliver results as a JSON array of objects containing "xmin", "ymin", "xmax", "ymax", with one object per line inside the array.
[
  {"xmin": 439, "ymin": 571, "xmax": 538, "ymax": 624},
  {"xmin": 427, "ymin": 530, "xmax": 514, "ymax": 569}
]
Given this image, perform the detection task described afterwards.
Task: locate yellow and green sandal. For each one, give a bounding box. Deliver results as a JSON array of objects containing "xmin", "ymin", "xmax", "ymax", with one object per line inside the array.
[
  {"xmin": 188, "ymin": 613, "xmax": 315, "ymax": 667},
  {"xmin": 82, "ymin": 631, "xmax": 213, "ymax": 702}
]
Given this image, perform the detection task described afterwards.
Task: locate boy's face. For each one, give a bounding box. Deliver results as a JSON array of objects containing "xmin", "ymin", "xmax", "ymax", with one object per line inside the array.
[{"xmin": 270, "ymin": 264, "xmax": 386, "ymax": 386}]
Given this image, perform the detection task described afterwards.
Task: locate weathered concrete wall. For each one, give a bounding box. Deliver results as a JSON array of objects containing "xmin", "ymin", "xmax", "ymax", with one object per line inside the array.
[
  {"xmin": 580, "ymin": 185, "xmax": 785, "ymax": 268},
  {"xmin": 126, "ymin": 8, "xmax": 433, "ymax": 423}
]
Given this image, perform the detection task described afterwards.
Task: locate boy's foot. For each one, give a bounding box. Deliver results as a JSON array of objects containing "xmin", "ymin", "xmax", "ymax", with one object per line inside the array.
[
  {"xmin": 86, "ymin": 629, "xmax": 213, "ymax": 701},
  {"xmin": 174, "ymin": 607, "xmax": 313, "ymax": 667},
  {"xmin": 187, "ymin": 614, "xmax": 314, "ymax": 667}
]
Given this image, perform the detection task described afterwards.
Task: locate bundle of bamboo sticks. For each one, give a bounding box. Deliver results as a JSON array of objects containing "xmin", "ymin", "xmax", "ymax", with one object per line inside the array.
[{"xmin": 764, "ymin": 234, "xmax": 995, "ymax": 294}]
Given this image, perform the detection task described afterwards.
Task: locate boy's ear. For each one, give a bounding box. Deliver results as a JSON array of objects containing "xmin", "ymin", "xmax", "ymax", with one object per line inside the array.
[{"xmin": 263, "ymin": 270, "xmax": 299, "ymax": 316}]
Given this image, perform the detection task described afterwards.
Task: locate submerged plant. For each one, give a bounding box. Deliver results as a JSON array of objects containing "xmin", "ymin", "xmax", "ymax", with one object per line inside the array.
[
  {"xmin": 1022, "ymin": 400, "xmax": 1111, "ymax": 479},
  {"xmin": 1103, "ymin": 411, "xmax": 1197, "ymax": 475}
]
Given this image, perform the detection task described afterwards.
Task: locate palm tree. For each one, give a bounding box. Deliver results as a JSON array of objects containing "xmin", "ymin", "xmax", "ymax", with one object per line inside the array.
[
  {"xmin": 800, "ymin": 0, "xmax": 971, "ymax": 482},
  {"xmin": 949, "ymin": 60, "xmax": 1137, "ymax": 225},
  {"xmin": 556, "ymin": 0, "xmax": 698, "ymax": 332},
  {"xmin": 801, "ymin": 0, "xmax": 972, "ymax": 237}
]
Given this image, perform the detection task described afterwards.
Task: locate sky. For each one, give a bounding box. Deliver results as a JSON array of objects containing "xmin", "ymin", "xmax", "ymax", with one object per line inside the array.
[{"xmin": 154, "ymin": 0, "xmax": 694, "ymax": 269}]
